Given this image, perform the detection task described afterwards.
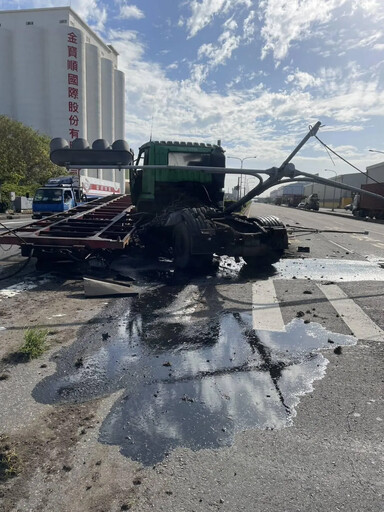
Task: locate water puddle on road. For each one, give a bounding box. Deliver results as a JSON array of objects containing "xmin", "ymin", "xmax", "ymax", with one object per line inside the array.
[{"xmin": 33, "ymin": 284, "xmax": 357, "ymax": 465}]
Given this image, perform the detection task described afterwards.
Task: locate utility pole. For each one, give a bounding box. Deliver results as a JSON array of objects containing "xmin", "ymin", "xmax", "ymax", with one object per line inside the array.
[
  {"xmin": 324, "ymin": 169, "xmax": 337, "ymax": 211},
  {"xmin": 226, "ymin": 156, "xmax": 258, "ymax": 199}
]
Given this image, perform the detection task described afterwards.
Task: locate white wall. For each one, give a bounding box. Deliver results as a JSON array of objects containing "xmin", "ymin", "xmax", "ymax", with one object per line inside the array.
[{"xmin": 0, "ymin": 7, "xmax": 125, "ymax": 191}]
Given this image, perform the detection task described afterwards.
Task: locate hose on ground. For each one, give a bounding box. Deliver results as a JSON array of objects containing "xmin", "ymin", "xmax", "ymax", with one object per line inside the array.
[{"xmin": 0, "ymin": 255, "xmax": 32, "ymax": 281}]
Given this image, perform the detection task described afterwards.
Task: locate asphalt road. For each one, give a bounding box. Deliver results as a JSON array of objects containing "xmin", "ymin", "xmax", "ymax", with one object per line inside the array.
[
  {"xmin": 0, "ymin": 207, "xmax": 383, "ymax": 511},
  {"xmin": 0, "ymin": 217, "xmax": 33, "ymax": 269},
  {"xmin": 250, "ymin": 203, "xmax": 384, "ymax": 260}
]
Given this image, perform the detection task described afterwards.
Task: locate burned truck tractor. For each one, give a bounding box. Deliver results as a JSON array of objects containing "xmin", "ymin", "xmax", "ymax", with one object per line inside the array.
[
  {"xmin": 0, "ymin": 137, "xmax": 288, "ymax": 270},
  {"xmin": 128, "ymin": 140, "xmax": 288, "ymax": 268},
  {"xmin": 10, "ymin": 122, "xmax": 375, "ymax": 270}
]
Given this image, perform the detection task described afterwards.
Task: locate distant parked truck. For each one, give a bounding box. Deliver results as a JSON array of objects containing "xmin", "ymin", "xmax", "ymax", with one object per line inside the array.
[
  {"xmin": 303, "ymin": 193, "xmax": 319, "ymax": 211},
  {"xmin": 352, "ymin": 182, "xmax": 384, "ymax": 219},
  {"xmin": 32, "ymin": 175, "xmax": 121, "ymax": 218},
  {"xmin": 286, "ymin": 194, "xmax": 305, "ymax": 207}
]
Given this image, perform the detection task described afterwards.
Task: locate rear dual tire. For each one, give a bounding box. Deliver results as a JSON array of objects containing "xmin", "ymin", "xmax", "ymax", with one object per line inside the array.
[{"xmin": 172, "ymin": 222, "xmax": 211, "ymax": 270}]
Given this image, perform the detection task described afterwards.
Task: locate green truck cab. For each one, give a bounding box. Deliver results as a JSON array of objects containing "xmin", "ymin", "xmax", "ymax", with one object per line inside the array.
[
  {"xmin": 127, "ymin": 140, "xmax": 287, "ymax": 270},
  {"xmin": 130, "ymin": 141, "xmax": 225, "ymax": 213}
]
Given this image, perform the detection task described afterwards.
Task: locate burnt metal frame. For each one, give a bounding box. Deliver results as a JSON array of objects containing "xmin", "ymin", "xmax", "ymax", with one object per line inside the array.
[{"xmin": 0, "ymin": 195, "xmax": 135, "ymax": 250}]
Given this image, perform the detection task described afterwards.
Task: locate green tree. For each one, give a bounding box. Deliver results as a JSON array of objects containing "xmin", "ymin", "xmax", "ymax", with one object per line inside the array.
[{"xmin": 0, "ymin": 115, "xmax": 65, "ymax": 208}]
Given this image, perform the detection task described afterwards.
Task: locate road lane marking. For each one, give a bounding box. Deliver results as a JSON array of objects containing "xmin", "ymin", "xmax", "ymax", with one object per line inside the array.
[
  {"xmin": 252, "ymin": 280, "xmax": 286, "ymax": 332},
  {"xmin": 317, "ymin": 283, "xmax": 384, "ymax": 342},
  {"xmin": 328, "ymin": 240, "xmax": 353, "ymax": 252}
]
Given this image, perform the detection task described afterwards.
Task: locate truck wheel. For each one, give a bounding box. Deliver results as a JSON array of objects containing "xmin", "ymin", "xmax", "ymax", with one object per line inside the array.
[
  {"xmin": 173, "ymin": 222, "xmax": 212, "ymax": 270},
  {"xmin": 173, "ymin": 222, "xmax": 192, "ymax": 269},
  {"xmin": 243, "ymin": 250, "xmax": 282, "ymax": 268}
]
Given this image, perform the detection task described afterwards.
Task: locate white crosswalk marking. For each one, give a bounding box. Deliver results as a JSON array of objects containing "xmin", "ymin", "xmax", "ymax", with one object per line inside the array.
[
  {"xmin": 317, "ymin": 283, "xmax": 384, "ymax": 342},
  {"xmin": 328, "ymin": 240, "xmax": 352, "ymax": 252},
  {"xmin": 252, "ymin": 280, "xmax": 286, "ymax": 332}
]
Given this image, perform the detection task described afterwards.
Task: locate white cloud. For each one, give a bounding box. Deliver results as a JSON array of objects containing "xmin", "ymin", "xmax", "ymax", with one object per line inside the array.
[
  {"xmin": 198, "ymin": 32, "xmax": 241, "ymax": 66},
  {"xmin": 326, "ymin": 29, "xmax": 384, "ymax": 54},
  {"xmin": 352, "ymin": 0, "xmax": 384, "ymax": 20},
  {"xmin": 286, "ymin": 70, "xmax": 321, "ymax": 90},
  {"xmin": 109, "ymin": 29, "xmax": 384, "ymax": 169},
  {"xmin": 321, "ymin": 124, "xmax": 364, "ymax": 133},
  {"xmin": 185, "ymin": 0, "xmax": 252, "ymax": 38},
  {"xmin": 243, "ymin": 10, "xmax": 256, "ymax": 42},
  {"xmin": 191, "ymin": 19, "xmax": 241, "ymax": 83},
  {"xmin": 119, "ymin": 5, "xmax": 145, "ymax": 20},
  {"xmin": 260, "ymin": 0, "xmax": 347, "ymax": 63}
]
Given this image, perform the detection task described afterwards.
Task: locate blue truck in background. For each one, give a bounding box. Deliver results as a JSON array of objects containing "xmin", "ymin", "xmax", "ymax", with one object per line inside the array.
[{"xmin": 32, "ymin": 175, "xmax": 121, "ymax": 218}]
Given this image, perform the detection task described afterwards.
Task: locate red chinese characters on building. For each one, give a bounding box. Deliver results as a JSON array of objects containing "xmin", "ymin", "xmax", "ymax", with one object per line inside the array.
[
  {"xmin": 67, "ymin": 60, "xmax": 78, "ymax": 72},
  {"xmin": 68, "ymin": 73, "xmax": 78, "ymax": 86},
  {"xmin": 68, "ymin": 87, "xmax": 78, "ymax": 99},
  {"xmin": 67, "ymin": 32, "xmax": 80, "ymax": 144},
  {"xmin": 68, "ymin": 101, "xmax": 79, "ymax": 113},
  {"xmin": 69, "ymin": 115, "xmax": 79, "ymax": 126}
]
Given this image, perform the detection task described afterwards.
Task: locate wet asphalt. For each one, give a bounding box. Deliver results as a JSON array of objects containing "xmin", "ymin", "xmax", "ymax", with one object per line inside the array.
[
  {"xmin": 31, "ymin": 205, "xmax": 384, "ymax": 467},
  {"xmin": 1, "ymin": 205, "xmax": 383, "ymax": 510},
  {"xmin": 32, "ymin": 254, "xmax": 380, "ymax": 465}
]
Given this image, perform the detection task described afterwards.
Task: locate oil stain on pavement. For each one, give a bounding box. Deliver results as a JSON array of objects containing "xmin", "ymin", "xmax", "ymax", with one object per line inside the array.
[{"xmin": 33, "ymin": 280, "xmax": 357, "ymax": 465}]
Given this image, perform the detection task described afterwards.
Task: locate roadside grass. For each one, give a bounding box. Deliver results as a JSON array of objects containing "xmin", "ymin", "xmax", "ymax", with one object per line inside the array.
[
  {"xmin": 1, "ymin": 327, "xmax": 50, "ymax": 365},
  {"xmin": 18, "ymin": 328, "xmax": 49, "ymax": 360},
  {"xmin": 0, "ymin": 436, "xmax": 21, "ymax": 480}
]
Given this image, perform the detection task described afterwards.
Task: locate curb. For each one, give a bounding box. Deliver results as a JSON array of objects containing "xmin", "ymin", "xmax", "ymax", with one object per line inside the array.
[{"xmin": 315, "ymin": 209, "xmax": 384, "ymax": 225}]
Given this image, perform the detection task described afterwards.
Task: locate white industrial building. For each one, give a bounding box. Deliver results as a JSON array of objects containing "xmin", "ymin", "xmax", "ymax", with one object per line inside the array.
[
  {"xmin": 303, "ymin": 163, "xmax": 384, "ymax": 208},
  {"xmin": 0, "ymin": 7, "xmax": 125, "ymax": 189}
]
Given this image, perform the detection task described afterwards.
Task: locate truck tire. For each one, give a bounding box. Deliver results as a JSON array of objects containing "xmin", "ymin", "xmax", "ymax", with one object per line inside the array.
[
  {"xmin": 172, "ymin": 222, "xmax": 212, "ymax": 270},
  {"xmin": 243, "ymin": 250, "xmax": 282, "ymax": 268},
  {"xmin": 173, "ymin": 222, "xmax": 192, "ymax": 269}
]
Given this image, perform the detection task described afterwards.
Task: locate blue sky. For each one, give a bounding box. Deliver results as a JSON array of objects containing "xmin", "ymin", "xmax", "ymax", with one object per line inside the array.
[{"xmin": 2, "ymin": 0, "xmax": 384, "ymax": 190}]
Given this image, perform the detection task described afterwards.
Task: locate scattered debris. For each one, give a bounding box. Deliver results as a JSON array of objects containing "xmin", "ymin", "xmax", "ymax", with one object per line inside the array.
[
  {"xmin": 102, "ymin": 332, "xmax": 110, "ymax": 341},
  {"xmin": 83, "ymin": 277, "xmax": 140, "ymax": 298},
  {"xmin": 75, "ymin": 357, "xmax": 84, "ymax": 368},
  {"xmin": 181, "ymin": 395, "xmax": 194, "ymax": 403},
  {"xmin": 163, "ymin": 361, "xmax": 172, "ymax": 367},
  {"xmin": 296, "ymin": 311, "xmax": 305, "ymax": 317},
  {"xmin": 334, "ymin": 346, "xmax": 343, "ymax": 355}
]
